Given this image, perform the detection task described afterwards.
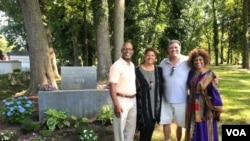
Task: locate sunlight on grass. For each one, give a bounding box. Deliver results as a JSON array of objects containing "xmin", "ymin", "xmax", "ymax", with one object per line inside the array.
[
  {"xmin": 152, "ymin": 124, "xmax": 185, "ymax": 141},
  {"xmin": 239, "ymin": 110, "xmax": 250, "ymax": 123},
  {"xmin": 239, "ymin": 79, "xmax": 250, "ymax": 84},
  {"xmin": 152, "ymin": 124, "xmax": 164, "ymax": 141},
  {"xmin": 213, "ymin": 65, "xmax": 250, "ymax": 127}
]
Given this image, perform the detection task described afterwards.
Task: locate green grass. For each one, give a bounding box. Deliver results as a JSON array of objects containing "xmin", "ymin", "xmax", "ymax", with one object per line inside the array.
[
  {"xmin": 211, "ymin": 65, "xmax": 250, "ymax": 124},
  {"xmin": 208, "ymin": 65, "xmax": 250, "ymax": 141}
]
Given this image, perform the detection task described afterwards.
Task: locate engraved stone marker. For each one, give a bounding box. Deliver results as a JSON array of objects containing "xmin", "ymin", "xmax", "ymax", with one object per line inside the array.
[{"xmin": 61, "ymin": 66, "xmax": 97, "ymax": 89}]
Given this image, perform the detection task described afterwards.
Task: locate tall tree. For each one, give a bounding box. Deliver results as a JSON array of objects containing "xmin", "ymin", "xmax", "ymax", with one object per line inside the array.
[
  {"xmin": 92, "ymin": 0, "xmax": 111, "ymax": 81},
  {"xmin": 18, "ymin": 0, "xmax": 57, "ymax": 95},
  {"xmin": 159, "ymin": 0, "xmax": 189, "ymax": 57},
  {"xmin": 242, "ymin": 0, "xmax": 249, "ymax": 69},
  {"xmin": 114, "ymin": 0, "xmax": 125, "ymax": 60},
  {"xmin": 83, "ymin": 0, "xmax": 89, "ymax": 66},
  {"xmin": 212, "ymin": 0, "xmax": 219, "ymax": 66}
]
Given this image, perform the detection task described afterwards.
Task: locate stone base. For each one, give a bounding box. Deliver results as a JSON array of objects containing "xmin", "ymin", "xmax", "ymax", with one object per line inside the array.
[{"xmin": 38, "ymin": 89, "xmax": 112, "ymax": 121}]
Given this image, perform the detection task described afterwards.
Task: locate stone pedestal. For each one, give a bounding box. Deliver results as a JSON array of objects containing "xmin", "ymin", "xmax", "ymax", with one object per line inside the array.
[{"xmin": 38, "ymin": 89, "xmax": 112, "ymax": 121}]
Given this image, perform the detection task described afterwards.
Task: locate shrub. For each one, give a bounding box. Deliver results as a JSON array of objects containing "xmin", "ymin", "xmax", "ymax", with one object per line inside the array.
[
  {"xmin": 70, "ymin": 115, "xmax": 88, "ymax": 129},
  {"xmin": 43, "ymin": 108, "xmax": 70, "ymax": 131},
  {"xmin": 69, "ymin": 115, "xmax": 99, "ymax": 141},
  {"xmin": 1, "ymin": 96, "xmax": 34, "ymax": 123},
  {"xmin": 0, "ymin": 71, "xmax": 30, "ymax": 87},
  {"xmin": 96, "ymin": 105, "xmax": 113, "ymax": 125},
  {"xmin": 39, "ymin": 129, "xmax": 52, "ymax": 138},
  {"xmin": 13, "ymin": 69, "xmax": 21, "ymax": 73}
]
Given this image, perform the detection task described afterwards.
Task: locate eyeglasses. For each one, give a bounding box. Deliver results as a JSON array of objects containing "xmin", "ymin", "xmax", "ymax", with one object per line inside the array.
[
  {"xmin": 170, "ymin": 66, "xmax": 176, "ymax": 76},
  {"xmin": 122, "ymin": 48, "xmax": 133, "ymax": 51}
]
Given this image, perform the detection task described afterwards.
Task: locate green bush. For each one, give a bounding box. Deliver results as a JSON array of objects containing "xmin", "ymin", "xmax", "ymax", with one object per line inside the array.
[
  {"xmin": 70, "ymin": 115, "xmax": 88, "ymax": 129},
  {"xmin": 0, "ymin": 71, "xmax": 30, "ymax": 87},
  {"xmin": 1, "ymin": 96, "xmax": 34, "ymax": 123},
  {"xmin": 96, "ymin": 105, "xmax": 113, "ymax": 125},
  {"xmin": 39, "ymin": 129, "xmax": 53, "ymax": 137},
  {"xmin": 13, "ymin": 69, "xmax": 21, "ymax": 73},
  {"xmin": 43, "ymin": 108, "xmax": 70, "ymax": 131}
]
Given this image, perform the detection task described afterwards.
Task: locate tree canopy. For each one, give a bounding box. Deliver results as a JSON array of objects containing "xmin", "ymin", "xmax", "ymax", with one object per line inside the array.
[{"xmin": 0, "ymin": 0, "xmax": 249, "ymax": 94}]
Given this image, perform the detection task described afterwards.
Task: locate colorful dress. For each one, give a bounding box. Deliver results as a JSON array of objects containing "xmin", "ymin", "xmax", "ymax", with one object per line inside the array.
[{"xmin": 185, "ymin": 70, "xmax": 223, "ymax": 141}]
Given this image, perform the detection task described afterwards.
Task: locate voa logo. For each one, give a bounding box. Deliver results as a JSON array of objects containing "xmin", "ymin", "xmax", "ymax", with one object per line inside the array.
[{"xmin": 226, "ymin": 129, "xmax": 246, "ymax": 136}]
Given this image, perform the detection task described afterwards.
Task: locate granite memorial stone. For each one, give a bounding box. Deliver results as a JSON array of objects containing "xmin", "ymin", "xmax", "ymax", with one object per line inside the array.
[{"xmin": 61, "ymin": 66, "xmax": 97, "ymax": 90}]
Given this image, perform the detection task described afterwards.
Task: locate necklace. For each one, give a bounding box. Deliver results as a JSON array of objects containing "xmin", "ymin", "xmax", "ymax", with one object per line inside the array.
[
  {"xmin": 148, "ymin": 71, "xmax": 154, "ymax": 90},
  {"xmin": 141, "ymin": 64, "xmax": 154, "ymax": 90}
]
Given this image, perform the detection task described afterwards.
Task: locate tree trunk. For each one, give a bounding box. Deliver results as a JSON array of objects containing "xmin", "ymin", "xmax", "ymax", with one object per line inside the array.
[
  {"xmin": 49, "ymin": 47, "xmax": 61, "ymax": 79},
  {"xmin": 72, "ymin": 32, "xmax": 82, "ymax": 66},
  {"xmin": 114, "ymin": 0, "xmax": 125, "ymax": 61},
  {"xmin": 242, "ymin": 0, "xmax": 249, "ymax": 69},
  {"xmin": 220, "ymin": 12, "xmax": 225, "ymax": 65},
  {"xmin": 93, "ymin": 0, "xmax": 111, "ymax": 82},
  {"xmin": 83, "ymin": 0, "xmax": 89, "ymax": 66},
  {"xmin": 18, "ymin": 0, "xmax": 57, "ymax": 95},
  {"xmin": 212, "ymin": 0, "xmax": 219, "ymax": 66},
  {"xmin": 45, "ymin": 24, "xmax": 61, "ymax": 79}
]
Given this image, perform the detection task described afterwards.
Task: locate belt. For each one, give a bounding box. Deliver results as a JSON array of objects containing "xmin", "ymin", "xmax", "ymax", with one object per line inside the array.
[{"xmin": 117, "ymin": 93, "xmax": 136, "ymax": 98}]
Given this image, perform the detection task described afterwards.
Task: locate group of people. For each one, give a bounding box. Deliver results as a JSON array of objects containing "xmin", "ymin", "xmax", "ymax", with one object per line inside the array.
[{"xmin": 109, "ymin": 40, "xmax": 223, "ymax": 141}]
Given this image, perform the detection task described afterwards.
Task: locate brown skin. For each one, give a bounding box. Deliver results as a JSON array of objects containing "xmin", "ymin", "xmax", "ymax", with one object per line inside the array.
[
  {"xmin": 140, "ymin": 48, "xmax": 157, "ymax": 71},
  {"xmin": 109, "ymin": 42, "xmax": 134, "ymax": 118},
  {"xmin": 187, "ymin": 48, "xmax": 219, "ymax": 84}
]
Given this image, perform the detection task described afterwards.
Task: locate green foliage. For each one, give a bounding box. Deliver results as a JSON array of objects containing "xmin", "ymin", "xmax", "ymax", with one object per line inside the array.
[
  {"xmin": 0, "ymin": 71, "xmax": 30, "ymax": 88},
  {"xmin": 0, "ymin": 0, "xmax": 247, "ymax": 69},
  {"xmin": 1, "ymin": 96, "xmax": 34, "ymax": 123},
  {"xmin": 20, "ymin": 119, "xmax": 41, "ymax": 134},
  {"xmin": 69, "ymin": 115, "xmax": 99, "ymax": 141},
  {"xmin": 0, "ymin": 0, "xmax": 26, "ymax": 50},
  {"xmin": 92, "ymin": 0, "xmax": 108, "ymax": 25},
  {"xmin": 13, "ymin": 69, "xmax": 21, "ymax": 73},
  {"xmin": 43, "ymin": 108, "xmax": 70, "ymax": 131},
  {"xmin": 96, "ymin": 105, "xmax": 113, "ymax": 125},
  {"xmin": 0, "ymin": 34, "xmax": 12, "ymax": 52},
  {"xmin": 39, "ymin": 129, "xmax": 53, "ymax": 138},
  {"xmin": 43, "ymin": 109, "xmax": 100, "ymax": 140},
  {"xmin": 70, "ymin": 115, "xmax": 88, "ymax": 129}
]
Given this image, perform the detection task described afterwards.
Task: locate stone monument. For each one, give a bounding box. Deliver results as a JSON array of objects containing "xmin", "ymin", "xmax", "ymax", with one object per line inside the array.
[{"xmin": 38, "ymin": 66, "xmax": 111, "ymax": 121}]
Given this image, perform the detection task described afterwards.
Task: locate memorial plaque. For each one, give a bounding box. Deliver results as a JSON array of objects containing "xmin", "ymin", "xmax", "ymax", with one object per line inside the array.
[{"xmin": 61, "ymin": 66, "xmax": 97, "ymax": 89}]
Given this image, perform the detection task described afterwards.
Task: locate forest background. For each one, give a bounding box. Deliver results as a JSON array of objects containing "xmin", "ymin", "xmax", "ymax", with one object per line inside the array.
[{"xmin": 0, "ymin": 0, "xmax": 249, "ymax": 96}]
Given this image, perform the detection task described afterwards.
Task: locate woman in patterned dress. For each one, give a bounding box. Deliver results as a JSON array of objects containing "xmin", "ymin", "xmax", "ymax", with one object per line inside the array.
[{"xmin": 185, "ymin": 48, "xmax": 223, "ymax": 141}]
